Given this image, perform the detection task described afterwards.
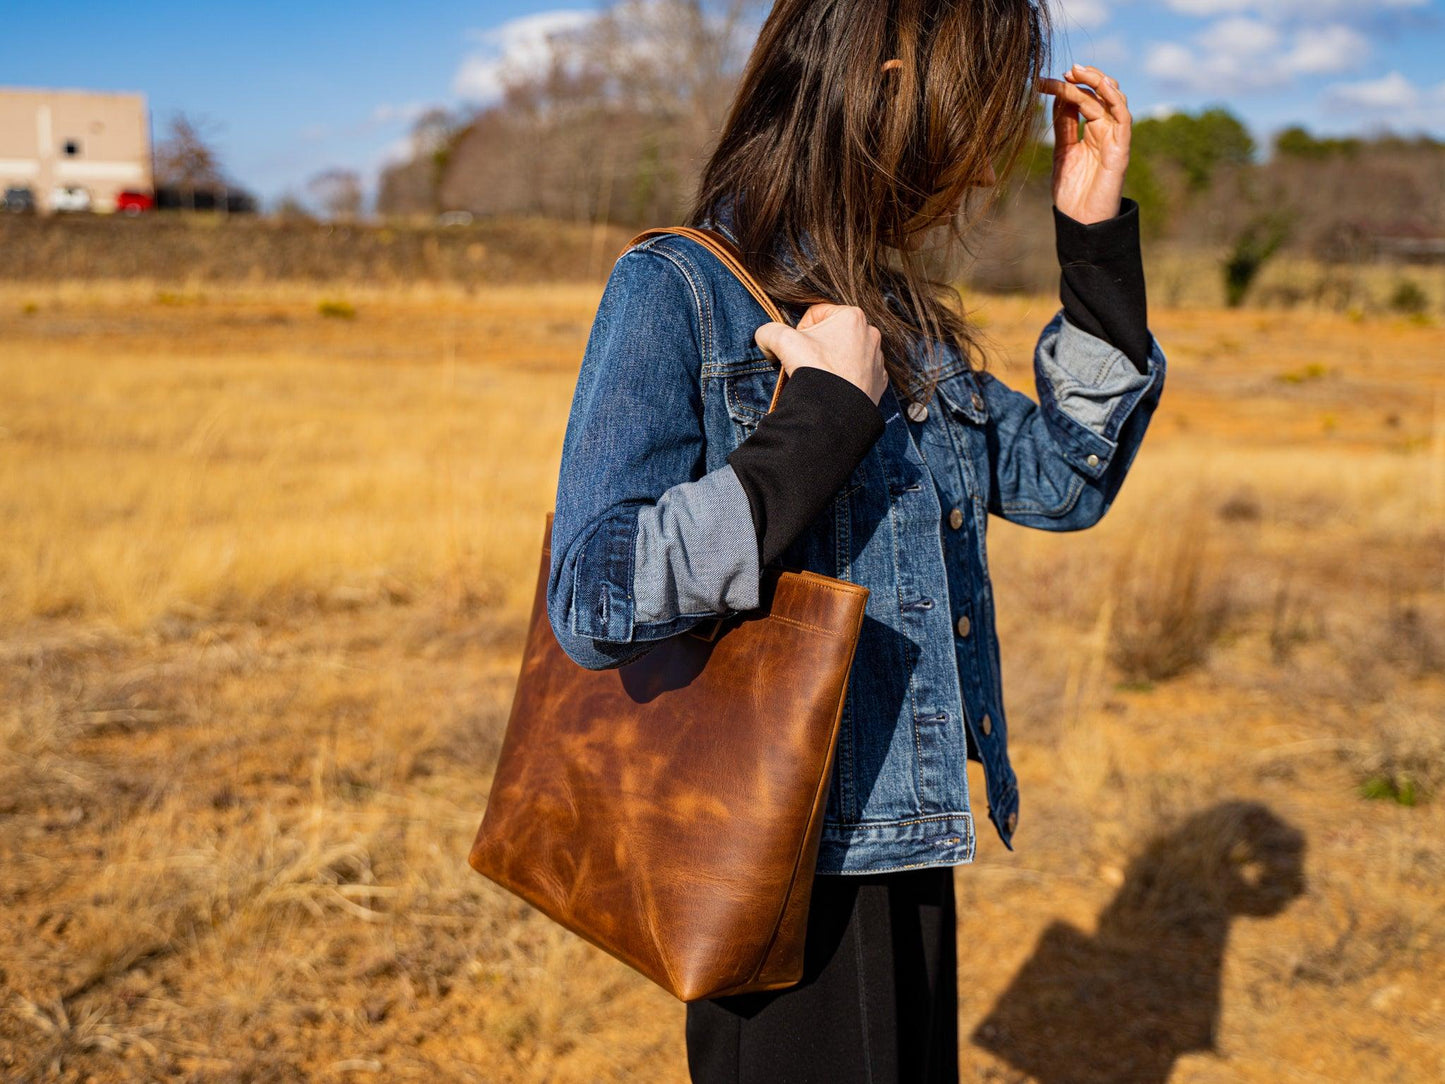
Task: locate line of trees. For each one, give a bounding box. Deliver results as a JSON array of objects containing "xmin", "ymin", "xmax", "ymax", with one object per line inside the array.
[{"xmin": 375, "ymin": 0, "xmax": 1444, "ymax": 290}]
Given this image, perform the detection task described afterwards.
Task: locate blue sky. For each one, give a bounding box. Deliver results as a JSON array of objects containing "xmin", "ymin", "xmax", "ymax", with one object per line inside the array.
[{"xmin": 1, "ymin": 0, "xmax": 1440, "ymax": 206}]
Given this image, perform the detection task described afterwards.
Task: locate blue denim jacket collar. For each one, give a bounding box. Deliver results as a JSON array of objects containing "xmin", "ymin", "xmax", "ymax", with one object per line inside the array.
[{"xmin": 700, "ymin": 190, "xmax": 814, "ymax": 309}]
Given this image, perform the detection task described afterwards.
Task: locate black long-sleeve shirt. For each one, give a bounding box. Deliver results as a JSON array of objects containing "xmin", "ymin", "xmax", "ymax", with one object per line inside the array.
[
  {"xmin": 728, "ymin": 197, "xmax": 1150, "ymax": 568},
  {"xmin": 1053, "ymin": 196, "xmax": 1150, "ymax": 373}
]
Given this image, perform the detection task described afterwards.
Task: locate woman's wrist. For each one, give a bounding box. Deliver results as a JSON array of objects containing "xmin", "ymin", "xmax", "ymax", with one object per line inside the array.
[
  {"xmin": 1053, "ymin": 195, "xmax": 1150, "ymax": 373},
  {"xmin": 726, "ymin": 366, "xmax": 885, "ymax": 567}
]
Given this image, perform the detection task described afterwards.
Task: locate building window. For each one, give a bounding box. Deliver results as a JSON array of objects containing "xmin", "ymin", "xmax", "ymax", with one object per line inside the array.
[{"xmin": 63, "ymin": 139, "xmax": 81, "ymax": 157}]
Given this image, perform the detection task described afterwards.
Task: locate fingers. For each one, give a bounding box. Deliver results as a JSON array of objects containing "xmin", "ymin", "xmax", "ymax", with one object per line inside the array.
[
  {"xmin": 1067, "ymin": 64, "xmax": 1128, "ymax": 110},
  {"xmin": 795, "ymin": 301, "xmax": 849, "ymax": 331},
  {"xmin": 757, "ymin": 304, "xmax": 882, "ymax": 380},
  {"xmin": 1041, "ymin": 78, "xmax": 1082, "ymax": 150},
  {"xmin": 802, "ymin": 302, "xmax": 868, "ymax": 328},
  {"xmin": 794, "ymin": 302, "xmax": 869, "ymax": 336},
  {"xmin": 1064, "ymin": 64, "xmax": 1131, "ymax": 128},
  {"xmin": 1069, "ymin": 66, "xmax": 1132, "ymax": 138},
  {"xmin": 754, "ymin": 320, "xmax": 803, "ymax": 361},
  {"xmin": 1050, "ymin": 76, "xmax": 1107, "ymax": 123},
  {"xmin": 762, "ymin": 306, "xmax": 843, "ymax": 356}
]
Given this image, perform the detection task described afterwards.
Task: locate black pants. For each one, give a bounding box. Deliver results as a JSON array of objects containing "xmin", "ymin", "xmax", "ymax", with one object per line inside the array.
[{"xmin": 684, "ymin": 864, "xmax": 959, "ymax": 1084}]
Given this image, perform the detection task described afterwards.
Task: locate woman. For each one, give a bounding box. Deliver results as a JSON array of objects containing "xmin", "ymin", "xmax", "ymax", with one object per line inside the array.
[{"xmin": 547, "ymin": 0, "xmax": 1166, "ymax": 1080}]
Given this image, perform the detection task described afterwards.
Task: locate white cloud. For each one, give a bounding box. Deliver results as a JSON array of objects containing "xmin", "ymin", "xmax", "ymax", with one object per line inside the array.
[
  {"xmin": 1081, "ymin": 34, "xmax": 1130, "ymax": 66},
  {"xmin": 1326, "ymin": 70, "xmax": 1445, "ymax": 115},
  {"xmin": 1287, "ymin": 24, "xmax": 1370, "ymax": 75},
  {"xmin": 1196, "ymin": 16, "xmax": 1280, "ymax": 54},
  {"xmin": 1164, "ymin": 0, "xmax": 1425, "ymax": 18},
  {"xmin": 1145, "ymin": 42, "xmax": 1194, "ymax": 77},
  {"xmin": 369, "ymin": 102, "xmax": 432, "ymax": 126},
  {"xmin": 1053, "ymin": 0, "xmax": 1112, "ymax": 30},
  {"xmin": 378, "ymin": 135, "xmax": 419, "ymax": 167},
  {"xmin": 452, "ymin": 9, "xmax": 597, "ymax": 102},
  {"xmin": 1328, "ymin": 71, "xmax": 1417, "ymax": 110},
  {"xmin": 1146, "ymin": 16, "xmax": 1367, "ymax": 92}
]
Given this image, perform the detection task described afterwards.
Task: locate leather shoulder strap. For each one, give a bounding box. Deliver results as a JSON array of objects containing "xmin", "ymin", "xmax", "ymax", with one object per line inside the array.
[{"xmin": 619, "ymin": 226, "xmax": 791, "ymax": 412}]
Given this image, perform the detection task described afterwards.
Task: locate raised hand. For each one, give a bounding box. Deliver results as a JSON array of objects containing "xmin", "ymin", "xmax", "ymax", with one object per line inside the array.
[{"xmin": 1036, "ymin": 63, "xmax": 1133, "ymax": 225}]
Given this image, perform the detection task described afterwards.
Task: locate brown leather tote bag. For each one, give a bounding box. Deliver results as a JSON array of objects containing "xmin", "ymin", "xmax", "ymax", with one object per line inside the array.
[{"xmin": 468, "ymin": 226, "xmax": 870, "ymax": 1002}]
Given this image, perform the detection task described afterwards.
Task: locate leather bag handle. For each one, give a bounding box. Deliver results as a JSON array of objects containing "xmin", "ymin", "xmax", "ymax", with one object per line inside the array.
[{"xmin": 620, "ymin": 226, "xmax": 793, "ymax": 413}]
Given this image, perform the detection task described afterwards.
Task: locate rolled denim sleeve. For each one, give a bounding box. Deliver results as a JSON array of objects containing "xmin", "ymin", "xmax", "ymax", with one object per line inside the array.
[
  {"xmin": 981, "ymin": 306, "xmax": 1167, "ymax": 530},
  {"xmin": 547, "ymin": 244, "xmax": 762, "ymax": 670}
]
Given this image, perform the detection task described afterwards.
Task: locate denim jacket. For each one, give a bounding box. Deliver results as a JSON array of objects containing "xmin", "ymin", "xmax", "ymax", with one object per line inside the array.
[{"xmin": 547, "ymin": 206, "xmax": 1168, "ymax": 874}]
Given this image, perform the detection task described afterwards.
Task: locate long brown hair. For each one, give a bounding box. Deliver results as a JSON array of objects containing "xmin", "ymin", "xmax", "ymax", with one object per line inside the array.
[{"xmin": 688, "ymin": 0, "xmax": 1051, "ymax": 400}]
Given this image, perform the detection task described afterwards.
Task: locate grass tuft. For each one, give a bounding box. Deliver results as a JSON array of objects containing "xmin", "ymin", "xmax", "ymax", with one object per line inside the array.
[{"xmin": 317, "ymin": 298, "xmax": 357, "ymax": 319}]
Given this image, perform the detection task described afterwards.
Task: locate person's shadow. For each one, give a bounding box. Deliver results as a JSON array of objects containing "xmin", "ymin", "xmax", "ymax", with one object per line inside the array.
[{"xmin": 971, "ymin": 801, "xmax": 1306, "ymax": 1083}]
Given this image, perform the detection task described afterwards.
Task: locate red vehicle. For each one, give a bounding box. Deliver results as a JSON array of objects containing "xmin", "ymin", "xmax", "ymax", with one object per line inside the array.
[{"xmin": 115, "ymin": 190, "xmax": 154, "ymax": 215}]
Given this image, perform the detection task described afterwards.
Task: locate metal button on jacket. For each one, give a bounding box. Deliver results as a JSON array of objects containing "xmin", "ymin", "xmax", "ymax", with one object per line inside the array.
[
  {"xmin": 906, "ymin": 400, "xmax": 929, "ymax": 423},
  {"xmin": 1086, "ymin": 453, "xmax": 1100, "ymax": 467},
  {"xmin": 1005, "ymin": 809, "xmax": 1018, "ymax": 833},
  {"xmin": 970, "ymin": 392, "xmax": 984, "ymax": 412},
  {"xmin": 948, "ymin": 507, "xmax": 964, "ymax": 530},
  {"xmin": 980, "ymin": 712, "xmax": 993, "ymax": 736},
  {"xmin": 956, "ymin": 614, "xmax": 971, "ymax": 638}
]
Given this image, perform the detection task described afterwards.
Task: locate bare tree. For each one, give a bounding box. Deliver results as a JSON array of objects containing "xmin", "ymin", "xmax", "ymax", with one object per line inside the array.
[
  {"xmin": 154, "ymin": 112, "xmax": 226, "ymax": 189},
  {"xmin": 381, "ymin": 0, "xmax": 765, "ymax": 225},
  {"xmin": 377, "ymin": 108, "xmax": 466, "ymax": 217},
  {"xmin": 271, "ymin": 191, "xmax": 314, "ymax": 222},
  {"xmin": 308, "ymin": 168, "xmax": 364, "ymax": 220},
  {"xmin": 589, "ymin": 0, "xmax": 758, "ymax": 131}
]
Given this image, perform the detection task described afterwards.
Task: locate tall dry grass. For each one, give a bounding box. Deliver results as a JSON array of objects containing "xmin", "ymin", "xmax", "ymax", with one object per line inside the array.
[
  {"xmin": 0, "ymin": 282, "xmax": 603, "ymax": 630},
  {"xmin": 1, "ymin": 282, "xmax": 1441, "ymax": 1081}
]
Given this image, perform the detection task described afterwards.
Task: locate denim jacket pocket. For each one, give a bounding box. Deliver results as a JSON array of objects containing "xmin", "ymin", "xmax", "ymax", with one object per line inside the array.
[
  {"xmin": 723, "ymin": 352, "xmax": 869, "ymax": 498},
  {"xmin": 722, "ymin": 352, "xmax": 783, "ymax": 428}
]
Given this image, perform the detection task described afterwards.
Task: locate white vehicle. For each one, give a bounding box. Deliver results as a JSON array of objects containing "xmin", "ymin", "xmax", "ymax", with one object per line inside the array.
[{"xmin": 51, "ymin": 186, "xmax": 92, "ymax": 213}]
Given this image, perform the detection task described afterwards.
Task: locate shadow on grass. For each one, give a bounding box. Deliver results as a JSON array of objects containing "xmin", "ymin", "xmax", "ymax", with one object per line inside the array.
[{"xmin": 972, "ymin": 801, "xmax": 1306, "ymax": 1083}]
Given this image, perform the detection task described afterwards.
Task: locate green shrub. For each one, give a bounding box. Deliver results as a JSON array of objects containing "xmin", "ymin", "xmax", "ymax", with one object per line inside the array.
[
  {"xmin": 1358, "ymin": 775, "xmax": 1418, "ymax": 806},
  {"xmin": 1388, "ymin": 279, "xmax": 1428, "ymax": 316},
  {"xmin": 1278, "ymin": 363, "xmax": 1328, "ymax": 384},
  {"xmin": 1222, "ymin": 213, "xmax": 1292, "ymax": 308},
  {"xmin": 155, "ymin": 290, "xmax": 203, "ymax": 306},
  {"xmin": 317, "ymin": 299, "xmax": 357, "ymax": 319},
  {"xmin": 1348, "ymin": 709, "xmax": 1441, "ymax": 808}
]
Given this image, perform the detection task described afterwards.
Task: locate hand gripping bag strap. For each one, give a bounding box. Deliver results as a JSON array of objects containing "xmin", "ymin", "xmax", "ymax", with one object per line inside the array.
[{"xmin": 621, "ymin": 225, "xmax": 793, "ymax": 412}]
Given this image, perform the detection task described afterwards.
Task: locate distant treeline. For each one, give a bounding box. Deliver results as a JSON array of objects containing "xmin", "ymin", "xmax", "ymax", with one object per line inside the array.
[{"xmin": 377, "ymin": 0, "xmax": 1445, "ymax": 275}]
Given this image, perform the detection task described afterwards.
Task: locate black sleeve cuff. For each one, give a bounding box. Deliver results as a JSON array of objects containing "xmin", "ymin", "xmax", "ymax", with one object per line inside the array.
[
  {"xmin": 726, "ymin": 365, "xmax": 885, "ymax": 568},
  {"xmin": 1053, "ymin": 195, "xmax": 1151, "ymax": 374}
]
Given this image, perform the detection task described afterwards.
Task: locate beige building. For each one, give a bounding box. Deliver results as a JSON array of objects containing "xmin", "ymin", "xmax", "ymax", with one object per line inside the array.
[{"xmin": 0, "ymin": 87, "xmax": 151, "ymax": 213}]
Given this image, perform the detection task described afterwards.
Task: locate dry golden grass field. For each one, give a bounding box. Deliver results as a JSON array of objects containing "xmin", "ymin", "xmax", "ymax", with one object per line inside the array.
[{"xmin": 1, "ymin": 278, "xmax": 1442, "ymax": 1083}]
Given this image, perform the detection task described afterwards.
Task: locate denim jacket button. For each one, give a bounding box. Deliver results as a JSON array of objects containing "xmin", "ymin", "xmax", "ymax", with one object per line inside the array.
[
  {"xmin": 980, "ymin": 711, "xmax": 992, "ymax": 735},
  {"xmin": 948, "ymin": 507, "xmax": 964, "ymax": 530},
  {"xmin": 956, "ymin": 614, "xmax": 971, "ymax": 638},
  {"xmin": 970, "ymin": 392, "xmax": 984, "ymax": 412},
  {"xmin": 1086, "ymin": 452, "xmax": 1100, "ymax": 467},
  {"xmin": 1005, "ymin": 809, "xmax": 1018, "ymax": 833},
  {"xmin": 906, "ymin": 400, "xmax": 929, "ymax": 423}
]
